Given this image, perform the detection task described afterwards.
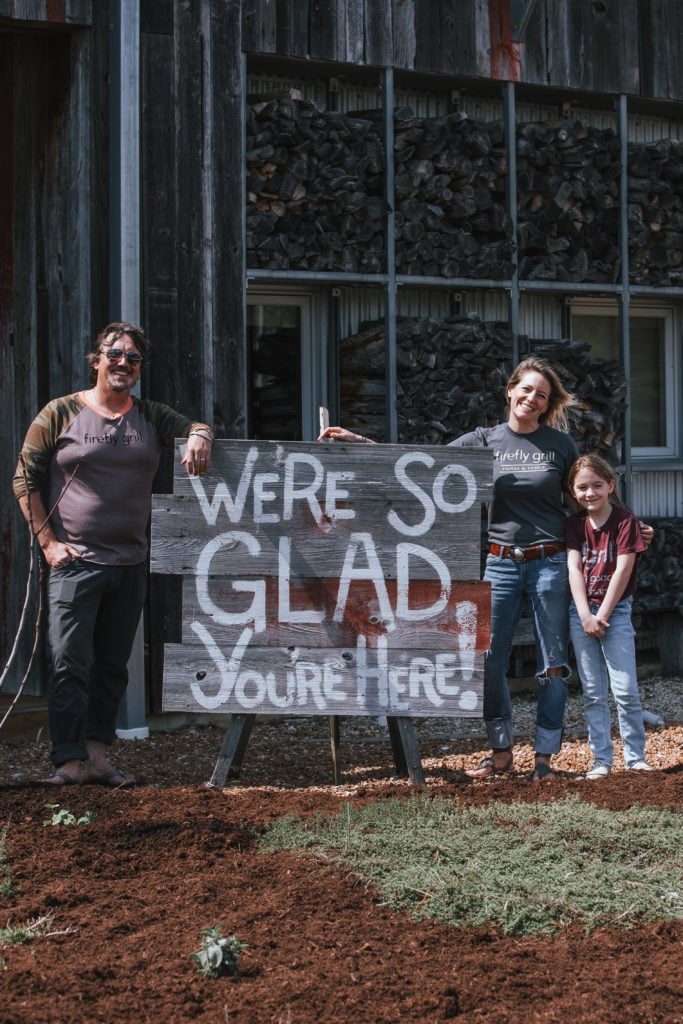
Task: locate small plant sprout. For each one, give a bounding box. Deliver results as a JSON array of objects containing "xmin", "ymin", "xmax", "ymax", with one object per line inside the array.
[
  {"xmin": 191, "ymin": 925, "xmax": 247, "ymax": 979},
  {"xmin": 43, "ymin": 805, "xmax": 96, "ymax": 827}
]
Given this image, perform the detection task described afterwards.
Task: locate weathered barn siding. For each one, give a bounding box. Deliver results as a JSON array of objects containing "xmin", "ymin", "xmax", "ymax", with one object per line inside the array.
[
  {"xmin": 0, "ymin": 15, "xmax": 107, "ymax": 692},
  {"xmin": 241, "ymin": 0, "xmax": 683, "ymax": 100}
]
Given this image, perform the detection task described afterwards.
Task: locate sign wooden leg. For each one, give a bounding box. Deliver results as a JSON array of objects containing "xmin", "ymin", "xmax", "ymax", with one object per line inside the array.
[
  {"xmin": 387, "ymin": 716, "xmax": 425, "ymax": 785},
  {"xmin": 208, "ymin": 713, "xmax": 256, "ymax": 788},
  {"xmin": 329, "ymin": 715, "xmax": 341, "ymax": 784}
]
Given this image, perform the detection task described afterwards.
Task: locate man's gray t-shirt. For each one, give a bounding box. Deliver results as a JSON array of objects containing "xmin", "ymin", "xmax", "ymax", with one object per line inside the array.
[{"xmin": 450, "ymin": 422, "xmax": 579, "ymax": 547}]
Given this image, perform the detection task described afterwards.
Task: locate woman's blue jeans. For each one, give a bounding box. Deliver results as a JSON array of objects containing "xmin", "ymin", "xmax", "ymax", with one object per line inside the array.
[
  {"xmin": 483, "ymin": 550, "xmax": 571, "ymax": 754},
  {"xmin": 46, "ymin": 560, "xmax": 147, "ymax": 767},
  {"xmin": 569, "ymin": 597, "xmax": 646, "ymax": 767}
]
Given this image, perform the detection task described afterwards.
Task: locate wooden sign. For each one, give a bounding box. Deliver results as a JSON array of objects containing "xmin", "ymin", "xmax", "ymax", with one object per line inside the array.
[{"xmin": 151, "ymin": 440, "xmax": 492, "ymax": 721}]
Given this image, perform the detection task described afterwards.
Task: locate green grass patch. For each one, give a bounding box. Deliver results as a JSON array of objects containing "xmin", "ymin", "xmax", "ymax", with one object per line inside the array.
[
  {"xmin": 261, "ymin": 794, "xmax": 683, "ymax": 936},
  {"xmin": 0, "ymin": 826, "xmax": 13, "ymax": 898}
]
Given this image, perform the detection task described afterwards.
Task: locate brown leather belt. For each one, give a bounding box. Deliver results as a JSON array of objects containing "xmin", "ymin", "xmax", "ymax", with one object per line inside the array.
[{"xmin": 489, "ymin": 542, "xmax": 566, "ymax": 563}]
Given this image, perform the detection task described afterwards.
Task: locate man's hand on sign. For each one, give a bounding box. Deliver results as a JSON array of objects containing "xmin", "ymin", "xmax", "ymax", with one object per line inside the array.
[{"xmin": 182, "ymin": 434, "xmax": 213, "ymax": 475}]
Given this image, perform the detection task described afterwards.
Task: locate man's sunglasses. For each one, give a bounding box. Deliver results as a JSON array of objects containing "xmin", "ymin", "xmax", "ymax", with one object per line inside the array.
[{"xmin": 101, "ymin": 348, "xmax": 143, "ymax": 365}]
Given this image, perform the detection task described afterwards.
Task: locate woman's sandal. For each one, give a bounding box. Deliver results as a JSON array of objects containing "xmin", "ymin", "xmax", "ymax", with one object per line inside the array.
[
  {"xmin": 465, "ymin": 751, "xmax": 514, "ymax": 779},
  {"xmin": 531, "ymin": 760, "xmax": 556, "ymax": 782}
]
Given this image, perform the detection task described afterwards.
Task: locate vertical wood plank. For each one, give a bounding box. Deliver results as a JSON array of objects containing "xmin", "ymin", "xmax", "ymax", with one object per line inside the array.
[
  {"xmin": 639, "ymin": 0, "xmax": 683, "ymax": 100},
  {"xmin": 310, "ymin": 0, "xmax": 339, "ymax": 60},
  {"xmin": 209, "ymin": 0, "xmax": 247, "ymax": 439},
  {"xmin": 392, "ymin": 0, "xmax": 416, "ymax": 68},
  {"xmin": 276, "ymin": 0, "xmax": 310, "ymax": 58},
  {"xmin": 364, "ymin": 0, "xmax": 393, "ymax": 65}
]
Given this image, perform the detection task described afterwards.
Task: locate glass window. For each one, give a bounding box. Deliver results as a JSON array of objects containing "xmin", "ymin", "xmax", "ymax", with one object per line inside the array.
[
  {"xmin": 246, "ymin": 291, "xmax": 326, "ymax": 442},
  {"xmin": 570, "ymin": 304, "xmax": 678, "ymax": 459},
  {"xmin": 247, "ymin": 303, "xmax": 303, "ymax": 441}
]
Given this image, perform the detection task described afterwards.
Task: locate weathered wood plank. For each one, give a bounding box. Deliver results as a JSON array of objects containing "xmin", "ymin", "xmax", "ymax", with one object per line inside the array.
[
  {"xmin": 180, "ymin": 578, "xmax": 491, "ymax": 648},
  {"xmin": 152, "ymin": 494, "xmax": 482, "ymax": 578},
  {"xmin": 364, "ymin": 0, "xmax": 393, "ymax": 65},
  {"xmin": 208, "ymin": 0, "xmax": 247, "ymax": 439},
  {"xmin": 276, "ymin": 0, "xmax": 309, "ymax": 58},
  {"xmin": 309, "ymin": 0, "xmax": 338, "ymax": 59},
  {"xmin": 638, "ymin": 0, "xmax": 683, "ymax": 100},
  {"xmin": 162, "ymin": 641, "xmax": 485, "ymax": 717},
  {"xmin": 392, "ymin": 0, "xmax": 416, "ymax": 68},
  {"xmin": 0, "ymin": 1, "xmax": 91, "ymax": 24}
]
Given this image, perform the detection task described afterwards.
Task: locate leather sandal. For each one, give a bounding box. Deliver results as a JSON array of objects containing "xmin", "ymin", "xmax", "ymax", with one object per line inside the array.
[
  {"xmin": 465, "ymin": 751, "xmax": 514, "ymax": 779},
  {"xmin": 532, "ymin": 760, "xmax": 555, "ymax": 782}
]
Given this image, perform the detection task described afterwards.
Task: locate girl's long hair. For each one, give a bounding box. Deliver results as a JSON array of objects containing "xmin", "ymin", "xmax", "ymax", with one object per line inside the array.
[
  {"xmin": 506, "ymin": 357, "xmax": 576, "ymax": 431},
  {"xmin": 567, "ymin": 453, "xmax": 625, "ymax": 507}
]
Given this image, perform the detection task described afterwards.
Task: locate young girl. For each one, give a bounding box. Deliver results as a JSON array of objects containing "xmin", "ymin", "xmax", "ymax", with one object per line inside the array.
[{"xmin": 566, "ymin": 454, "xmax": 653, "ymax": 778}]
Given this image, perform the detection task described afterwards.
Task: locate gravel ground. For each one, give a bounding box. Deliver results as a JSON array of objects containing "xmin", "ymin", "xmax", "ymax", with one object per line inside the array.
[{"xmin": 1, "ymin": 670, "xmax": 681, "ymax": 790}]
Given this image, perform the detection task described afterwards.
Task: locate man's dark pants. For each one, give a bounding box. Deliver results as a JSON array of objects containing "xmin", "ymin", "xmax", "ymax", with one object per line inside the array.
[{"xmin": 46, "ymin": 561, "xmax": 147, "ymax": 767}]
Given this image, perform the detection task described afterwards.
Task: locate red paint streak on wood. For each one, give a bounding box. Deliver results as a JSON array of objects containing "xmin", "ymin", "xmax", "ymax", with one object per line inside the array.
[
  {"xmin": 254, "ymin": 576, "xmax": 492, "ymax": 648},
  {"xmin": 46, "ymin": 0, "xmax": 66, "ymax": 23},
  {"xmin": 488, "ymin": 0, "xmax": 522, "ymax": 81}
]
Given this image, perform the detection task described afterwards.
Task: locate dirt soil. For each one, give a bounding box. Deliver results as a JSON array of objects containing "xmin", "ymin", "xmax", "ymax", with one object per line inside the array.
[{"xmin": 1, "ymin": 707, "xmax": 682, "ymax": 1023}]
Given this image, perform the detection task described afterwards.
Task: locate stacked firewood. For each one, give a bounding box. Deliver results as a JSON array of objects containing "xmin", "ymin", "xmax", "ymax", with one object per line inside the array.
[
  {"xmin": 633, "ymin": 519, "xmax": 683, "ymax": 665},
  {"xmin": 393, "ymin": 108, "xmax": 514, "ymax": 279},
  {"xmin": 516, "ymin": 120, "xmax": 622, "ymax": 283},
  {"xmin": 628, "ymin": 138, "xmax": 683, "ymax": 287},
  {"xmin": 246, "ymin": 96, "xmax": 683, "ymax": 288},
  {"xmin": 246, "ymin": 93, "xmax": 387, "ymax": 273},
  {"xmin": 338, "ymin": 314, "xmax": 625, "ymax": 455}
]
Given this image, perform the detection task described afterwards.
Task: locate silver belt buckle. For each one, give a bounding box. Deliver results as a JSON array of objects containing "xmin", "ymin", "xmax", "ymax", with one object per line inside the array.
[{"xmin": 509, "ymin": 546, "xmax": 526, "ymax": 563}]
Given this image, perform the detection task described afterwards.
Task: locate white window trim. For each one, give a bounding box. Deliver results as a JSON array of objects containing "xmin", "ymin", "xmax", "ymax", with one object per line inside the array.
[
  {"xmin": 570, "ymin": 299, "xmax": 680, "ymax": 463},
  {"xmin": 247, "ymin": 286, "xmax": 328, "ymax": 442}
]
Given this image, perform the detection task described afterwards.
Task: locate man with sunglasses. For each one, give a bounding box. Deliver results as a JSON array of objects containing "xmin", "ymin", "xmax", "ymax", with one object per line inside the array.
[{"xmin": 13, "ymin": 322, "xmax": 213, "ymax": 788}]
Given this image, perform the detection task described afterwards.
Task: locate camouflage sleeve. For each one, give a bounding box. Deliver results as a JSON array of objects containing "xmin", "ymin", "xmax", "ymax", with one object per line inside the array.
[
  {"xmin": 136, "ymin": 398, "xmax": 213, "ymax": 446},
  {"xmin": 12, "ymin": 394, "xmax": 83, "ymax": 500}
]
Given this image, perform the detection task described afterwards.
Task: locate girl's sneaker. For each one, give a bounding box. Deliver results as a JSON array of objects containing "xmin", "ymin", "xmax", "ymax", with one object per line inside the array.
[
  {"xmin": 586, "ymin": 763, "xmax": 610, "ymax": 779},
  {"xmin": 627, "ymin": 760, "xmax": 654, "ymax": 771}
]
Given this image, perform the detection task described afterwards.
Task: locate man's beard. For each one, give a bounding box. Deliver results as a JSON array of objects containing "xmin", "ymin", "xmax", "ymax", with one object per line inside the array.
[{"xmin": 107, "ymin": 371, "xmax": 133, "ymax": 393}]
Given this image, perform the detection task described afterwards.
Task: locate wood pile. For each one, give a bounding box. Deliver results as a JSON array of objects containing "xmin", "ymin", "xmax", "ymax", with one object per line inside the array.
[
  {"xmin": 246, "ymin": 97, "xmax": 683, "ymax": 288},
  {"xmin": 246, "ymin": 93, "xmax": 387, "ymax": 273},
  {"xmin": 338, "ymin": 314, "xmax": 625, "ymax": 455},
  {"xmin": 635, "ymin": 518, "xmax": 683, "ymax": 620},
  {"xmin": 516, "ymin": 120, "xmax": 621, "ymax": 284},
  {"xmin": 393, "ymin": 108, "xmax": 514, "ymax": 279},
  {"xmin": 628, "ymin": 138, "xmax": 683, "ymax": 287}
]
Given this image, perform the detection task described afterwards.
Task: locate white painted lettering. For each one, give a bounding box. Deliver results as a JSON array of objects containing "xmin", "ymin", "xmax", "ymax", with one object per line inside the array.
[
  {"xmin": 387, "ymin": 452, "xmax": 436, "ymax": 536},
  {"xmin": 253, "ymin": 472, "xmax": 280, "ymax": 523},
  {"xmin": 334, "ymin": 533, "xmax": 395, "ymax": 629},
  {"xmin": 283, "ymin": 452, "xmax": 325, "ymax": 524},
  {"xmin": 195, "ymin": 531, "xmax": 266, "ymax": 632},
  {"xmin": 395, "ymin": 543, "xmax": 450, "ymax": 621},
  {"xmin": 189, "ymin": 446, "xmax": 259, "ymax": 524}
]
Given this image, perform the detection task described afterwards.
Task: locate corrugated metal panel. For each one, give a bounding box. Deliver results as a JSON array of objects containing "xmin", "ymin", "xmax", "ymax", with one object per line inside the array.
[
  {"xmin": 628, "ymin": 114, "xmax": 683, "ymax": 142},
  {"xmin": 631, "ymin": 471, "xmax": 683, "ymax": 518},
  {"xmin": 519, "ymin": 294, "xmax": 565, "ymax": 339}
]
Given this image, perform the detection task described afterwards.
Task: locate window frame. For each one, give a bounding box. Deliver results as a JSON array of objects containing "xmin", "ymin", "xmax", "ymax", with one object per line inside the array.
[
  {"xmin": 246, "ymin": 286, "xmax": 328, "ymax": 442},
  {"xmin": 569, "ymin": 298, "xmax": 681, "ymax": 465}
]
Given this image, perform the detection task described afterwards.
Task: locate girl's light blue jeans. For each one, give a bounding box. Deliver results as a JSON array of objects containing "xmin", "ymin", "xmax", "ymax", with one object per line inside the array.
[
  {"xmin": 569, "ymin": 596, "xmax": 646, "ymax": 767},
  {"xmin": 483, "ymin": 550, "xmax": 571, "ymax": 755}
]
